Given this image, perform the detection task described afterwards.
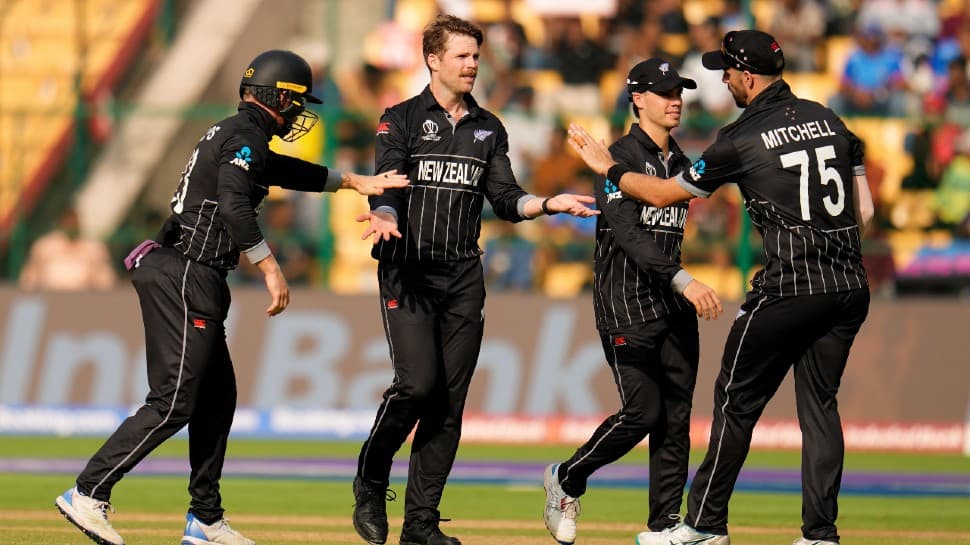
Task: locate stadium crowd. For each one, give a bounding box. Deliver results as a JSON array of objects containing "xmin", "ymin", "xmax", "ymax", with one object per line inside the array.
[{"xmin": 8, "ymin": 0, "xmax": 970, "ymax": 298}]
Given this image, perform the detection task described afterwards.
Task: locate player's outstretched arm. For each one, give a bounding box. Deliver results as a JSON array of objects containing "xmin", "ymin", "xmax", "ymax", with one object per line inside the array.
[
  {"xmin": 523, "ymin": 194, "xmax": 600, "ymax": 218},
  {"xmin": 567, "ymin": 123, "xmax": 693, "ymax": 208},
  {"xmin": 356, "ymin": 209, "xmax": 402, "ymax": 244},
  {"xmin": 341, "ymin": 170, "xmax": 409, "ymax": 196}
]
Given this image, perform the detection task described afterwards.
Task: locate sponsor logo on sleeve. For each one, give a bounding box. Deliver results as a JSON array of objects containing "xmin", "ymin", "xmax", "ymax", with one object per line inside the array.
[
  {"xmin": 604, "ymin": 178, "xmax": 622, "ymax": 203},
  {"xmin": 376, "ymin": 121, "xmax": 391, "ymax": 135},
  {"xmin": 231, "ymin": 145, "xmax": 253, "ymax": 171},
  {"xmin": 688, "ymin": 159, "xmax": 706, "ymax": 181}
]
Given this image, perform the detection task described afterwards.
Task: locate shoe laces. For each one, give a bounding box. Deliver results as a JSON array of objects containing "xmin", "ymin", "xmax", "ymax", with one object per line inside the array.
[
  {"xmin": 560, "ymin": 497, "xmax": 580, "ymax": 520},
  {"xmin": 354, "ymin": 485, "xmax": 397, "ymax": 509},
  {"xmin": 91, "ymin": 499, "xmax": 115, "ymax": 520}
]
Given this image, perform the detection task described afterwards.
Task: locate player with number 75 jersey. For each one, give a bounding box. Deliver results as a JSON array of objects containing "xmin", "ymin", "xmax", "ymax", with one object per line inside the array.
[{"xmin": 567, "ymin": 29, "xmax": 874, "ymax": 545}]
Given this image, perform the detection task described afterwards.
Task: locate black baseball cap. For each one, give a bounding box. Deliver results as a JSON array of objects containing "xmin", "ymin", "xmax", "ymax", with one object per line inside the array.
[
  {"xmin": 627, "ymin": 58, "xmax": 697, "ymax": 94},
  {"xmin": 701, "ymin": 30, "xmax": 785, "ymax": 75}
]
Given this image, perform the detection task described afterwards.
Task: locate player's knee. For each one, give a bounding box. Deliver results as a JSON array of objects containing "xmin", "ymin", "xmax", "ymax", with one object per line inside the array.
[
  {"xmin": 394, "ymin": 376, "xmax": 437, "ymax": 401},
  {"xmin": 624, "ymin": 405, "xmax": 661, "ymax": 432}
]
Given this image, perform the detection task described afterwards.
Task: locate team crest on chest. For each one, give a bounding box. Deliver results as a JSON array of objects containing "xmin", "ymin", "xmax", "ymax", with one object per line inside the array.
[
  {"xmin": 421, "ymin": 120, "xmax": 441, "ymax": 141},
  {"xmin": 644, "ymin": 162, "xmax": 657, "ymax": 177}
]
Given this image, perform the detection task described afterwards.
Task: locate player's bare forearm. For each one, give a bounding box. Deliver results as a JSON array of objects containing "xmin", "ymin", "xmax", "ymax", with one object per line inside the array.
[{"xmin": 853, "ymin": 174, "xmax": 874, "ymax": 235}]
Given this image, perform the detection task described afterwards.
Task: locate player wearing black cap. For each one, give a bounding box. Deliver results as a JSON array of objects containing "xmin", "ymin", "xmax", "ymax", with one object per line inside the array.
[
  {"xmin": 569, "ymin": 30, "xmax": 874, "ymax": 545},
  {"xmin": 350, "ymin": 14, "xmax": 598, "ymax": 545},
  {"xmin": 542, "ymin": 58, "xmax": 723, "ymax": 545},
  {"xmin": 54, "ymin": 50, "xmax": 408, "ymax": 545}
]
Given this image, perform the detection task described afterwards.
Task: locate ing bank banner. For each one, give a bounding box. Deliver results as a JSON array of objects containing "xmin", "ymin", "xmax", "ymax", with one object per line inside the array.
[{"xmin": 0, "ymin": 287, "xmax": 967, "ymax": 450}]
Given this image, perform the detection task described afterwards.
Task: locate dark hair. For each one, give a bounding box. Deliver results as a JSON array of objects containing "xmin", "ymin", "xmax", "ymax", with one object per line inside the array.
[{"xmin": 422, "ymin": 14, "xmax": 484, "ymax": 67}]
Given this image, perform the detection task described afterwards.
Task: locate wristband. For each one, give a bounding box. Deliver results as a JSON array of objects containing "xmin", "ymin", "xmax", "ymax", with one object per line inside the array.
[
  {"xmin": 607, "ymin": 163, "xmax": 633, "ymax": 185},
  {"xmin": 541, "ymin": 197, "xmax": 558, "ymax": 216}
]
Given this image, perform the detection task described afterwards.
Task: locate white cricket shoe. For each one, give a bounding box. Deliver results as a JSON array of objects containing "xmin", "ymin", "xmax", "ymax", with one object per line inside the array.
[
  {"xmin": 543, "ymin": 463, "xmax": 580, "ymax": 545},
  {"xmin": 793, "ymin": 538, "xmax": 839, "ymax": 545},
  {"xmin": 635, "ymin": 522, "xmax": 730, "ymax": 545},
  {"xmin": 182, "ymin": 513, "xmax": 255, "ymax": 545},
  {"xmin": 55, "ymin": 487, "xmax": 125, "ymax": 545}
]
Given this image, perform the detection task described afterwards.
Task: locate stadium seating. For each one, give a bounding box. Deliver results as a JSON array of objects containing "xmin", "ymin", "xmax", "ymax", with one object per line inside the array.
[{"xmin": 0, "ymin": 0, "xmax": 158, "ymax": 234}]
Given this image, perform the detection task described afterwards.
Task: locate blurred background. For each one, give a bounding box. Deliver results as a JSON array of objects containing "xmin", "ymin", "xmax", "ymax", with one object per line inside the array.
[
  {"xmin": 0, "ymin": 0, "xmax": 967, "ymax": 451},
  {"xmin": 2, "ymin": 0, "xmax": 969, "ymax": 298}
]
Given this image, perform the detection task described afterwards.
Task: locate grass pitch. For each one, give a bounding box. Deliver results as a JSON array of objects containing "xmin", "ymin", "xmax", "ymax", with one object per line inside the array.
[{"xmin": 1, "ymin": 438, "xmax": 968, "ymax": 545}]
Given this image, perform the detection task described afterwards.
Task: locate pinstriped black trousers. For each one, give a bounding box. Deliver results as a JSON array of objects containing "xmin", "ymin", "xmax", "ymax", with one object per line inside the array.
[
  {"xmin": 357, "ymin": 258, "xmax": 485, "ymax": 524},
  {"xmin": 75, "ymin": 248, "xmax": 234, "ymax": 524},
  {"xmin": 686, "ymin": 288, "xmax": 870, "ymax": 541},
  {"xmin": 557, "ymin": 310, "xmax": 700, "ymax": 531}
]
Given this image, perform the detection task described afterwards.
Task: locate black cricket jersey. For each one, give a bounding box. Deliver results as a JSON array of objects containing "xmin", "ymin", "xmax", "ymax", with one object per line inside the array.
[
  {"xmin": 369, "ymin": 86, "xmax": 530, "ymax": 263},
  {"xmin": 595, "ymin": 124, "xmax": 692, "ymax": 332},
  {"xmin": 160, "ymin": 102, "xmax": 340, "ymax": 270},
  {"xmin": 677, "ymin": 81, "xmax": 868, "ymax": 296}
]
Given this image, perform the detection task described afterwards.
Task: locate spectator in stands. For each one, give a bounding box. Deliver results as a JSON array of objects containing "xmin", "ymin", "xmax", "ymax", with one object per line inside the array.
[
  {"xmin": 829, "ymin": 24, "xmax": 907, "ymax": 116},
  {"xmin": 19, "ymin": 207, "xmax": 117, "ymax": 291},
  {"xmin": 718, "ymin": 0, "xmax": 747, "ymax": 33},
  {"xmin": 530, "ymin": 127, "xmax": 589, "ymax": 197},
  {"xmin": 769, "ymin": 0, "xmax": 827, "ymax": 72},
  {"xmin": 942, "ymin": 56, "xmax": 970, "ymax": 126},
  {"xmin": 549, "ymin": 17, "xmax": 614, "ymax": 114},
  {"xmin": 680, "ymin": 17, "xmax": 737, "ymax": 137},
  {"xmin": 482, "ymin": 220, "xmax": 536, "ymax": 291},
  {"xmin": 611, "ymin": 17, "xmax": 680, "ymax": 126},
  {"xmin": 940, "ymin": 0, "xmax": 970, "ymax": 39},
  {"xmin": 856, "ymin": 0, "xmax": 940, "ymax": 45},
  {"xmin": 647, "ymin": 0, "xmax": 688, "ymax": 35},
  {"xmin": 936, "ymin": 130, "xmax": 970, "ymax": 230},
  {"xmin": 235, "ymin": 198, "xmax": 316, "ymax": 286}
]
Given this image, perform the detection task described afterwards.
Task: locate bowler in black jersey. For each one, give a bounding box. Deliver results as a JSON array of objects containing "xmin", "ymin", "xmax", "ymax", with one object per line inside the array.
[
  {"xmin": 351, "ymin": 14, "xmax": 598, "ymax": 545},
  {"xmin": 569, "ymin": 30, "xmax": 874, "ymax": 545}
]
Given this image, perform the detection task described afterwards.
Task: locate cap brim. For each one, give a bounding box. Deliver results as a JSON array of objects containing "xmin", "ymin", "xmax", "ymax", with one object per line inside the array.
[
  {"xmin": 304, "ymin": 93, "xmax": 323, "ymax": 104},
  {"xmin": 648, "ymin": 76, "xmax": 698, "ymax": 92},
  {"xmin": 701, "ymin": 50, "xmax": 729, "ymax": 71}
]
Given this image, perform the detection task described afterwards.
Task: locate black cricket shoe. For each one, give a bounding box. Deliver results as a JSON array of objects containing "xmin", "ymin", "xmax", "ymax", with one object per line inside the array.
[
  {"xmin": 352, "ymin": 476, "xmax": 395, "ymax": 544},
  {"xmin": 399, "ymin": 518, "xmax": 461, "ymax": 545}
]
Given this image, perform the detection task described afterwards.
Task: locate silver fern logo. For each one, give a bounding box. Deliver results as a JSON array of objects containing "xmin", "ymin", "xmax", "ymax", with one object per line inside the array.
[{"xmin": 473, "ymin": 129, "xmax": 493, "ymax": 143}]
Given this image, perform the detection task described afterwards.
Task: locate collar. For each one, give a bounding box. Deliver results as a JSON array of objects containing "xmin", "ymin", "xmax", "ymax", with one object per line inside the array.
[
  {"xmin": 418, "ymin": 85, "xmax": 483, "ymax": 119},
  {"xmin": 628, "ymin": 123, "xmax": 682, "ymax": 156},
  {"xmin": 238, "ymin": 101, "xmax": 278, "ymax": 139},
  {"xmin": 738, "ymin": 79, "xmax": 794, "ymax": 119}
]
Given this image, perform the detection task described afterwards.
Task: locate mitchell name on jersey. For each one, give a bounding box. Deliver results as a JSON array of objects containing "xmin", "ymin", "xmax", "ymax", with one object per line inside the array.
[{"xmin": 760, "ymin": 118, "xmax": 836, "ymax": 150}]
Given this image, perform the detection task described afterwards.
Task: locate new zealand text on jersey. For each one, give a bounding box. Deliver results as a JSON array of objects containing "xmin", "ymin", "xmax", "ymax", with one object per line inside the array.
[
  {"xmin": 641, "ymin": 205, "xmax": 687, "ymax": 229},
  {"xmin": 760, "ymin": 119, "xmax": 835, "ymax": 150},
  {"xmin": 417, "ymin": 159, "xmax": 484, "ymax": 186}
]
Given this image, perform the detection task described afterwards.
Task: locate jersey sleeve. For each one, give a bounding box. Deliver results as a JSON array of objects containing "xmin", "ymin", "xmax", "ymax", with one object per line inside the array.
[
  {"xmin": 482, "ymin": 123, "xmax": 528, "ymax": 223},
  {"xmin": 217, "ymin": 133, "xmax": 267, "ymax": 259},
  {"xmin": 261, "ymin": 151, "xmax": 343, "ymax": 192},
  {"xmin": 599, "ymin": 147, "xmax": 682, "ymax": 280},
  {"xmin": 369, "ymin": 108, "xmax": 409, "ymax": 216},
  {"xmin": 676, "ymin": 132, "xmax": 743, "ymax": 198}
]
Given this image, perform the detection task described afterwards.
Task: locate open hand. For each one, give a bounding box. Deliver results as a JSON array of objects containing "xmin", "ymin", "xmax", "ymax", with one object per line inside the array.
[
  {"xmin": 567, "ymin": 123, "xmax": 615, "ymax": 176},
  {"xmin": 356, "ymin": 209, "xmax": 402, "ymax": 244},
  {"xmin": 545, "ymin": 193, "xmax": 599, "ymax": 217}
]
